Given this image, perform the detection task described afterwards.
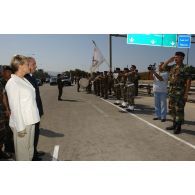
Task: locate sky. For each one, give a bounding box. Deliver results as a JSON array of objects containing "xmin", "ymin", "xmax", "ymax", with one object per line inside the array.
[{"xmin": 0, "ymin": 34, "xmax": 194, "ymax": 74}]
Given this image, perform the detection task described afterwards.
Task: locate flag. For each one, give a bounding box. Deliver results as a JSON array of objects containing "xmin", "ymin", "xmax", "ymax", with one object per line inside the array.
[{"xmin": 90, "ymin": 40, "xmax": 106, "ymax": 72}]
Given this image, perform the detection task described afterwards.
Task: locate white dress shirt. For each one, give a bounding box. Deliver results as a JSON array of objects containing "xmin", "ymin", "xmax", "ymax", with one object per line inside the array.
[
  {"xmin": 153, "ymin": 72, "xmax": 169, "ymax": 93},
  {"xmin": 5, "ymin": 74, "xmax": 40, "ymax": 132}
]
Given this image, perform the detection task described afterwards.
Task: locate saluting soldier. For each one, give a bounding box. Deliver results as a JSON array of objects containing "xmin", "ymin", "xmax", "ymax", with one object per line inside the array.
[
  {"xmin": 120, "ymin": 68, "xmax": 129, "ymax": 108},
  {"xmin": 108, "ymin": 71, "xmax": 114, "ymax": 96},
  {"xmin": 125, "ymin": 65, "xmax": 137, "ymax": 111},
  {"xmin": 94, "ymin": 72, "xmax": 101, "ymax": 96},
  {"xmin": 113, "ymin": 68, "xmax": 122, "ymax": 105},
  {"xmin": 103, "ymin": 71, "xmax": 109, "ymax": 99},
  {"xmin": 99, "ymin": 72, "xmax": 104, "ymax": 98},
  {"xmin": 93, "ymin": 72, "xmax": 97, "ymax": 95},
  {"xmin": 134, "ymin": 69, "xmax": 140, "ymax": 96},
  {"xmin": 162, "ymin": 52, "xmax": 191, "ymax": 134}
]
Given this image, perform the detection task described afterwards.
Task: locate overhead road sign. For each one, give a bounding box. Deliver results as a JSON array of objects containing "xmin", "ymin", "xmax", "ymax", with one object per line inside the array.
[
  {"xmin": 177, "ymin": 34, "xmax": 191, "ymax": 48},
  {"xmin": 127, "ymin": 34, "xmax": 177, "ymax": 47}
]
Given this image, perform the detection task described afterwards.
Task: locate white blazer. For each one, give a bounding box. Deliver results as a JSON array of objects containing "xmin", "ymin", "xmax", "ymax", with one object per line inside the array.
[{"xmin": 5, "ymin": 74, "xmax": 40, "ymax": 132}]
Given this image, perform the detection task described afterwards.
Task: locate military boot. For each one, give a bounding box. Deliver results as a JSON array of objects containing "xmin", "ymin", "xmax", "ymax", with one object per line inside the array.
[
  {"xmin": 174, "ymin": 122, "xmax": 182, "ymax": 134},
  {"xmin": 166, "ymin": 121, "xmax": 176, "ymax": 130}
]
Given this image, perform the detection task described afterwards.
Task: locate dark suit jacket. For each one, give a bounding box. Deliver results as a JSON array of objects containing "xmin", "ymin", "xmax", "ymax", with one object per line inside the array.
[{"xmin": 25, "ymin": 74, "xmax": 44, "ymax": 117}]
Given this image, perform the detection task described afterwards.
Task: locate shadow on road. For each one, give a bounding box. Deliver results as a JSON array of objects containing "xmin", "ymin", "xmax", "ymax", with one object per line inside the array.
[
  {"xmin": 59, "ymin": 99, "xmax": 81, "ymax": 102},
  {"xmin": 40, "ymin": 128, "xmax": 64, "ymax": 138},
  {"xmin": 184, "ymin": 120, "xmax": 195, "ymax": 126},
  {"xmin": 133, "ymin": 104, "xmax": 154, "ymax": 114},
  {"xmin": 181, "ymin": 129, "xmax": 195, "ymax": 136},
  {"xmin": 41, "ymin": 152, "xmax": 53, "ymax": 161}
]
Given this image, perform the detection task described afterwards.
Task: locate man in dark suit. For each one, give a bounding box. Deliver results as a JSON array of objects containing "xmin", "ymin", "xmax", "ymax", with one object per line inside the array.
[{"xmin": 25, "ymin": 57, "xmax": 44, "ymax": 161}]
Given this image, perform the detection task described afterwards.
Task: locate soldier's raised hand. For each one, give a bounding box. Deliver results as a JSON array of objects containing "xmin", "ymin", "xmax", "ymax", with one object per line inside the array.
[{"xmin": 168, "ymin": 56, "xmax": 175, "ymax": 64}]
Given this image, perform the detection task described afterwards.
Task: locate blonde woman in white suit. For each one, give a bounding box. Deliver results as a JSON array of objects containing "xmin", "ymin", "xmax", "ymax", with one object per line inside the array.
[{"xmin": 5, "ymin": 55, "xmax": 40, "ymax": 161}]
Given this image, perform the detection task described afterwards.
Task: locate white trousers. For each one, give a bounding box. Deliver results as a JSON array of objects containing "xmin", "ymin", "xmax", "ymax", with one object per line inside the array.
[{"xmin": 11, "ymin": 125, "xmax": 35, "ymax": 161}]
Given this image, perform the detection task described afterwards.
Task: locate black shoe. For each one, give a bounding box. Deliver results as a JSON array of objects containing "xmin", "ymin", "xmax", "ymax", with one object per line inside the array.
[
  {"xmin": 174, "ymin": 123, "xmax": 182, "ymax": 134},
  {"xmin": 166, "ymin": 122, "xmax": 176, "ymax": 130},
  {"xmin": 58, "ymin": 98, "xmax": 62, "ymax": 101},
  {"xmin": 161, "ymin": 119, "xmax": 166, "ymax": 122},
  {"xmin": 0, "ymin": 151, "xmax": 12, "ymax": 159},
  {"xmin": 35, "ymin": 151, "xmax": 45, "ymax": 157},
  {"xmin": 153, "ymin": 117, "xmax": 159, "ymax": 120},
  {"xmin": 32, "ymin": 156, "xmax": 42, "ymax": 161}
]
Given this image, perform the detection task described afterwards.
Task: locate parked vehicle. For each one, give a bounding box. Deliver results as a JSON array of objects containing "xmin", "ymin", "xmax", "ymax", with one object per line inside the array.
[
  {"xmin": 50, "ymin": 77, "xmax": 57, "ymax": 85},
  {"xmin": 36, "ymin": 79, "xmax": 43, "ymax": 86},
  {"xmin": 45, "ymin": 77, "xmax": 50, "ymax": 83},
  {"xmin": 62, "ymin": 75, "xmax": 71, "ymax": 86}
]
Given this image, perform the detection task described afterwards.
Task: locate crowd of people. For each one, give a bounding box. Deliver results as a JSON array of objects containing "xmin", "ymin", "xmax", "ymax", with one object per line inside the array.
[
  {"xmin": 78, "ymin": 51, "xmax": 192, "ymax": 135},
  {"xmin": 0, "ymin": 51, "xmax": 192, "ymax": 160},
  {"xmin": 0, "ymin": 55, "xmax": 44, "ymax": 161}
]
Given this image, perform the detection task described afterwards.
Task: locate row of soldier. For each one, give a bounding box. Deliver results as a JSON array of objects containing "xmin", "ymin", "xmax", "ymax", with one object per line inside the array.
[{"xmin": 84, "ymin": 65, "xmax": 140, "ymax": 111}]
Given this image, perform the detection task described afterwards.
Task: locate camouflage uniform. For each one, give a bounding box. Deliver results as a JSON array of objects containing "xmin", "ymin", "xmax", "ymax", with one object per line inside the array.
[
  {"xmin": 113, "ymin": 69, "xmax": 122, "ymax": 104},
  {"xmin": 0, "ymin": 82, "xmax": 6, "ymax": 146},
  {"xmin": 120, "ymin": 72, "xmax": 127, "ymax": 103},
  {"xmin": 108, "ymin": 72, "xmax": 114, "ymax": 96},
  {"xmin": 167, "ymin": 64, "xmax": 191, "ymax": 123},
  {"xmin": 94, "ymin": 73, "xmax": 101, "ymax": 96},
  {"xmin": 100, "ymin": 72, "xmax": 104, "ymax": 98},
  {"xmin": 126, "ymin": 72, "xmax": 136, "ymax": 107},
  {"xmin": 134, "ymin": 71, "xmax": 140, "ymax": 96},
  {"xmin": 103, "ymin": 71, "xmax": 109, "ymax": 99}
]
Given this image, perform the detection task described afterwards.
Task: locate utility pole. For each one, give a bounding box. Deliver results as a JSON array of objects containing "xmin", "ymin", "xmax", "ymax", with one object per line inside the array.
[
  {"xmin": 109, "ymin": 34, "xmax": 127, "ymax": 72},
  {"xmin": 109, "ymin": 35, "xmax": 112, "ymax": 72}
]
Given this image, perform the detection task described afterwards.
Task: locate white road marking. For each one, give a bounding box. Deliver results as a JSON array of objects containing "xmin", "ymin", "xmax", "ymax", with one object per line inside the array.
[
  {"xmin": 52, "ymin": 145, "xmax": 60, "ymax": 161},
  {"xmin": 87, "ymin": 100, "xmax": 109, "ymax": 117},
  {"xmin": 101, "ymin": 98, "xmax": 195, "ymax": 150}
]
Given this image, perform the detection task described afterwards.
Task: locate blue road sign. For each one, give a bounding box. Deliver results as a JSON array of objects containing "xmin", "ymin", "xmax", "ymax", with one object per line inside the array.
[{"xmin": 177, "ymin": 35, "xmax": 191, "ymax": 48}]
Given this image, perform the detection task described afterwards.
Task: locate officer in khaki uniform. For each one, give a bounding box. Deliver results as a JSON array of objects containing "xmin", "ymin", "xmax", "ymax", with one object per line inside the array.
[{"xmin": 162, "ymin": 52, "xmax": 191, "ymax": 134}]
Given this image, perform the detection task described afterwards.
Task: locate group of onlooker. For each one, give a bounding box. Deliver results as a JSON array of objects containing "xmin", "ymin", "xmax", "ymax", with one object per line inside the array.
[{"xmin": 0, "ymin": 55, "xmax": 44, "ymax": 161}]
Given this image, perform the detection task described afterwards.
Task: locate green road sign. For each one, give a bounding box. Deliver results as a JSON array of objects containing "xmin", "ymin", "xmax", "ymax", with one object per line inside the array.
[{"xmin": 127, "ymin": 34, "xmax": 177, "ymax": 47}]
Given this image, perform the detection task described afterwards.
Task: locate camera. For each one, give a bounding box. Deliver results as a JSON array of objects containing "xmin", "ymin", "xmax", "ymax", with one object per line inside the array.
[{"xmin": 148, "ymin": 63, "xmax": 156, "ymax": 71}]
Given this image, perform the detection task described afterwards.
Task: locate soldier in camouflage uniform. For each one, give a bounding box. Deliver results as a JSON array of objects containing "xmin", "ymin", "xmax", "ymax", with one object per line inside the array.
[
  {"xmin": 113, "ymin": 68, "xmax": 122, "ymax": 105},
  {"xmin": 103, "ymin": 71, "xmax": 109, "ymax": 99},
  {"xmin": 125, "ymin": 65, "xmax": 137, "ymax": 111},
  {"xmin": 100, "ymin": 72, "xmax": 104, "ymax": 98},
  {"xmin": 120, "ymin": 68, "xmax": 129, "ymax": 108},
  {"xmin": 93, "ymin": 72, "xmax": 98, "ymax": 95},
  {"xmin": 94, "ymin": 72, "xmax": 101, "ymax": 96},
  {"xmin": 0, "ymin": 75, "xmax": 11, "ymax": 159},
  {"xmin": 162, "ymin": 52, "xmax": 191, "ymax": 134},
  {"xmin": 108, "ymin": 72, "xmax": 114, "ymax": 96}
]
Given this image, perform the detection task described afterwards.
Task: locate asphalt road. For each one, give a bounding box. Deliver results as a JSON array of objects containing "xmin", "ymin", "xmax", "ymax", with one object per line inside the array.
[{"xmin": 38, "ymin": 84, "xmax": 195, "ymax": 160}]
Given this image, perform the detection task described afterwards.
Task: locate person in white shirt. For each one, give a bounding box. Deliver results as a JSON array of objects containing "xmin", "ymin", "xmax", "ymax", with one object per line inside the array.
[
  {"xmin": 149, "ymin": 62, "xmax": 169, "ymax": 122},
  {"xmin": 5, "ymin": 55, "xmax": 40, "ymax": 161}
]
